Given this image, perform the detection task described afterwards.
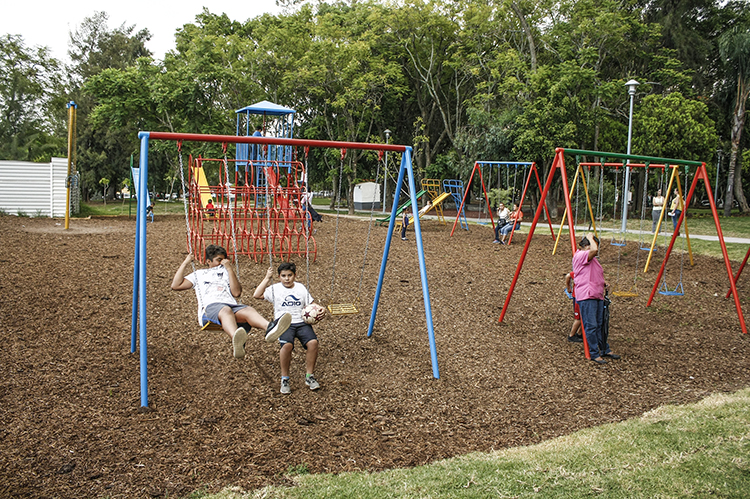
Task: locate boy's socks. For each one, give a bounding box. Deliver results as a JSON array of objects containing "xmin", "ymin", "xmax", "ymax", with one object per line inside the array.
[{"xmin": 232, "ymin": 327, "xmax": 248, "ymax": 359}]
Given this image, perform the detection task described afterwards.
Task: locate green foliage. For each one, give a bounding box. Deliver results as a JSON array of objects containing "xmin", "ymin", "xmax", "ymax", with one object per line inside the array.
[{"xmin": 633, "ymin": 92, "xmax": 718, "ymax": 160}]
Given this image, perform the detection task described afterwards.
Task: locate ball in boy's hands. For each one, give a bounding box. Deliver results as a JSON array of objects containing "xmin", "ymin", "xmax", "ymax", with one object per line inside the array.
[{"xmin": 302, "ymin": 303, "xmax": 326, "ymax": 325}]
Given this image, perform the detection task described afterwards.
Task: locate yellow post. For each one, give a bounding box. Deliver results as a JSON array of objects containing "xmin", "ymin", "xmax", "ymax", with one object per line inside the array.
[
  {"xmin": 644, "ymin": 165, "xmax": 677, "ymax": 272},
  {"xmin": 64, "ymin": 102, "xmax": 76, "ymax": 230},
  {"xmin": 553, "ymin": 165, "xmax": 582, "ymax": 255}
]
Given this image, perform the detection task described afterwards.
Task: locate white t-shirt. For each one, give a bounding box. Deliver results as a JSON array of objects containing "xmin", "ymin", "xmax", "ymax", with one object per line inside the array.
[
  {"xmin": 185, "ymin": 266, "xmax": 237, "ymax": 322},
  {"xmin": 263, "ymin": 282, "xmax": 313, "ymax": 324}
]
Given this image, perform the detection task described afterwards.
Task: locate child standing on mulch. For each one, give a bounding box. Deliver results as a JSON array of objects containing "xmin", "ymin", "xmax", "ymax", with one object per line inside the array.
[
  {"xmin": 565, "ymin": 271, "xmax": 583, "ymax": 343},
  {"xmin": 171, "ymin": 244, "xmax": 291, "ymax": 359},
  {"xmin": 254, "ymin": 262, "xmax": 324, "ymax": 394}
]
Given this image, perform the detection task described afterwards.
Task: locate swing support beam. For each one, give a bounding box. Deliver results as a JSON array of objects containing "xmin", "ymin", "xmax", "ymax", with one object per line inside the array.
[
  {"xmin": 132, "ymin": 132, "xmax": 439, "ymax": 409},
  {"xmin": 499, "ymin": 148, "xmax": 746, "ymax": 338}
]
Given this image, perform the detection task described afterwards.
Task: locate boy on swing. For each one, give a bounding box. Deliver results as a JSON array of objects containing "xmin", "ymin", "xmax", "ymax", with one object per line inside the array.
[
  {"xmin": 254, "ymin": 262, "xmax": 324, "ymax": 394},
  {"xmin": 171, "ymin": 244, "xmax": 291, "ymax": 359}
]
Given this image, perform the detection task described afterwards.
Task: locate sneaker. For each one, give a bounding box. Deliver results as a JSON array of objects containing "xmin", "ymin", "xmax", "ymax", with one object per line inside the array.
[
  {"xmin": 232, "ymin": 327, "xmax": 248, "ymax": 359},
  {"xmin": 492, "ymin": 240, "xmax": 500, "ymax": 244},
  {"xmin": 500, "ymin": 240, "xmax": 506, "ymax": 245},
  {"xmin": 305, "ymin": 374, "xmax": 320, "ymax": 391},
  {"xmin": 568, "ymin": 334, "xmax": 583, "ymax": 343},
  {"xmin": 280, "ymin": 378, "xmax": 291, "ymax": 394},
  {"xmin": 265, "ymin": 313, "xmax": 291, "ymax": 343},
  {"xmin": 401, "ymin": 237, "xmax": 407, "ymax": 241}
]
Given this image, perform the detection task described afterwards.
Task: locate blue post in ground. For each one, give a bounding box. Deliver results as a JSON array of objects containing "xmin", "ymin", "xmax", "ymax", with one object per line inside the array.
[{"xmin": 137, "ymin": 132, "xmax": 150, "ymax": 408}]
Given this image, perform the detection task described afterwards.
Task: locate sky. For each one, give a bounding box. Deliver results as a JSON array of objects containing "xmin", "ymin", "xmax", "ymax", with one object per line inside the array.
[{"xmin": 1, "ymin": 1, "xmax": 284, "ymax": 62}]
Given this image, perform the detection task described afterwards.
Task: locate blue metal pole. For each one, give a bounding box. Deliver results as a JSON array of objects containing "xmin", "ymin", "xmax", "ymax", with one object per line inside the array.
[
  {"xmin": 137, "ymin": 132, "xmax": 150, "ymax": 409},
  {"xmin": 130, "ymin": 177, "xmax": 141, "ymax": 352},
  {"xmin": 404, "ymin": 150, "xmax": 439, "ymax": 379}
]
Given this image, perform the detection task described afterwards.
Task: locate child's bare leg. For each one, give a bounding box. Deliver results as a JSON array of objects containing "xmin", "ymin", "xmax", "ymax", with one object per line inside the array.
[
  {"xmin": 569, "ymin": 319, "xmax": 581, "ymax": 337},
  {"xmin": 217, "ymin": 306, "xmax": 240, "ymax": 339},
  {"xmin": 235, "ymin": 306, "xmax": 270, "ymax": 331},
  {"xmin": 280, "ymin": 343, "xmax": 294, "ymax": 377},
  {"xmin": 305, "ymin": 339, "xmax": 318, "ymax": 375}
]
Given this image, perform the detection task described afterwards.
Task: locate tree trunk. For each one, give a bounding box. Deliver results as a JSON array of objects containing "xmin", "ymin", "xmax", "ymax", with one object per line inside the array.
[
  {"xmin": 510, "ymin": 1, "xmax": 537, "ymax": 72},
  {"xmin": 733, "ymin": 154, "xmax": 749, "ymax": 212},
  {"xmin": 724, "ymin": 77, "xmax": 750, "ymax": 216}
]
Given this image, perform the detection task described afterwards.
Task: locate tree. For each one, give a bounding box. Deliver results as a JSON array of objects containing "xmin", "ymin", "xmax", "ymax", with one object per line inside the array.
[
  {"xmin": 0, "ymin": 34, "xmax": 64, "ymax": 161},
  {"xmin": 718, "ymin": 25, "xmax": 750, "ymax": 215}
]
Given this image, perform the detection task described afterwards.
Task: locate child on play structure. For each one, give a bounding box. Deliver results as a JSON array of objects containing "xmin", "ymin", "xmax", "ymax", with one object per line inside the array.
[
  {"xmin": 565, "ymin": 271, "xmax": 583, "ymax": 343},
  {"xmin": 496, "ymin": 203, "xmax": 523, "ymax": 244},
  {"xmin": 205, "ymin": 198, "xmax": 216, "ymax": 218},
  {"xmin": 254, "ymin": 262, "xmax": 325, "ymax": 394},
  {"xmin": 492, "ymin": 202, "xmax": 510, "ymax": 243},
  {"xmin": 401, "ymin": 201, "xmax": 432, "ymax": 240},
  {"xmin": 171, "ymin": 245, "xmax": 291, "ymax": 359}
]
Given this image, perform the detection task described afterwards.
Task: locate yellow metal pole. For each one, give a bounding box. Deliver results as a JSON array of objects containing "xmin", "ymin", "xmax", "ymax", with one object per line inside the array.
[
  {"xmin": 64, "ymin": 102, "xmax": 75, "ymax": 229},
  {"xmin": 578, "ymin": 166, "xmax": 598, "ymax": 238},
  {"xmin": 674, "ymin": 170, "xmax": 694, "ymax": 266},
  {"xmin": 644, "ymin": 165, "xmax": 677, "ymax": 272},
  {"xmin": 553, "ymin": 165, "xmax": 582, "ymax": 255}
]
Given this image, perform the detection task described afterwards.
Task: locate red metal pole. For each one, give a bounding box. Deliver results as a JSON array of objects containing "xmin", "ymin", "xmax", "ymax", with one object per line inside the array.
[{"xmin": 726, "ymin": 245, "xmax": 750, "ymax": 299}]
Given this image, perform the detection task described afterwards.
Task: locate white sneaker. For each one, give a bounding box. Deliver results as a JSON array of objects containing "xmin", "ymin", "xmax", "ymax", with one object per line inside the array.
[
  {"xmin": 232, "ymin": 327, "xmax": 248, "ymax": 359},
  {"xmin": 265, "ymin": 313, "xmax": 291, "ymax": 342},
  {"xmin": 280, "ymin": 378, "xmax": 291, "ymax": 394},
  {"xmin": 305, "ymin": 374, "xmax": 320, "ymax": 391}
]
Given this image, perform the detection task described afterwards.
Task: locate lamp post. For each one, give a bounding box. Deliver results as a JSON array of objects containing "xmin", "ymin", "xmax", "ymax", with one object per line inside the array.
[
  {"xmin": 383, "ymin": 129, "xmax": 391, "ymax": 213},
  {"xmin": 621, "ymin": 79, "xmax": 639, "ymax": 233}
]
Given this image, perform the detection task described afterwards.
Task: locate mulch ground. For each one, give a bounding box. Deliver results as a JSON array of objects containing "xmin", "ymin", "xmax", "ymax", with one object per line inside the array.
[{"xmin": 1, "ymin": 212, "xmax": 748, "ymax": 498}]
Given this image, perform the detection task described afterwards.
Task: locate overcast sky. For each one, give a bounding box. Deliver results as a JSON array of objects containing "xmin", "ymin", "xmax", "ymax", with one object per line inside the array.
[{"xmin": 1, "ymin": 1, "xmax": 283, "ymax": 62}]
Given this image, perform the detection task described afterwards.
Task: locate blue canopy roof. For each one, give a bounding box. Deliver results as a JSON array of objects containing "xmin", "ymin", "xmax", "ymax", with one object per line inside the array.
[{"xmin": 235, "ymin": 100, "xmax": 295, "ymax": 116}]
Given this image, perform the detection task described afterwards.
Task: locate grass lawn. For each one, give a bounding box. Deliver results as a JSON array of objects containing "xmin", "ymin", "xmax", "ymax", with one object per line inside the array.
[{"xmin": 198, "ymin": 388, "xmax": 750, "ymax": 498}]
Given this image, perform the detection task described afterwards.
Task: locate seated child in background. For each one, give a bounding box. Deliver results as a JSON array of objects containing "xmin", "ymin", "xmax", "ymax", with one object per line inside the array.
[
  {"xmin": 171, "ymin": 244, "xmax": 291, "ymax": 359},
  {"xmin": 254, "ymin": 262, "xmax": 325, "ymax": 394},
  {"xmin": 493, "ymin": 202, "xmax": 510, "ymax": 243},
  {"xmin": 498, "ymin": 203, "xmax": 523, "ymax": 244},
  {"xmin": 205, "ymin": 199, "xmax": 216, "ymax": 217}
]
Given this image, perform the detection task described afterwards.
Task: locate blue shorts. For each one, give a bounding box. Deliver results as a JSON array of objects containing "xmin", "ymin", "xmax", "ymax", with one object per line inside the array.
[
  {"xmin": 279, "ymin": 323, "xmax": 318, "ymax": 349},
  {"xmin": 202, "ymin": 303, "xmax": 249, "ymax": 327}
]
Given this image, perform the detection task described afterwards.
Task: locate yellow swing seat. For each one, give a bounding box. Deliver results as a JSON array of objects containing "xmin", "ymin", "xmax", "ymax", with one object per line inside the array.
[{"xmin": 327, "ymin": 303, "xmax": 358, "ymax": 315}]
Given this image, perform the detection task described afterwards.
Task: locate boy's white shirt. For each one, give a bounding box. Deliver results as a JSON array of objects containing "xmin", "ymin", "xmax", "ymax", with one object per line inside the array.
[
  {"xmin": 264, "ymin": 282, "xmax": 313, "ymax": 324},
  {"xmin": 185, "ymin": 266, "xmax": 237, "ymax": 324}
]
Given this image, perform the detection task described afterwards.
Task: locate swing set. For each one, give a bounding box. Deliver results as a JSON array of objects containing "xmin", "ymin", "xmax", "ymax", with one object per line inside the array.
[
  {"xmin": 498, "ymin": 147, "xmax": 747, "ymax": 337},
  {"xmin": 450, "ymin": 161, "xmax": 555, "ymax": 241},
  {"xmin": 130, "ymin": 131, "xmax": 442, "ymax": 408}
]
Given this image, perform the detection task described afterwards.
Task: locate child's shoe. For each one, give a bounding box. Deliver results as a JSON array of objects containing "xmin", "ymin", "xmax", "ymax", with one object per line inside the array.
[
  {"xmin": 265, "ymin": 313, "xmax": 292, "ymax": 342},
  {"xmin": 305, "ymin": 374, "xmax": 320, "ymax": 391},
  {"xmin": 568, "ymin": 333, "xmax": 583, "ymax": 343},
  {"xmin": 232, "ymin": 327, "xmax": 248, "ymax": 359},
  {"xmin": 280, "ymin": 378, "xmax": 291, "ymax": 394}
]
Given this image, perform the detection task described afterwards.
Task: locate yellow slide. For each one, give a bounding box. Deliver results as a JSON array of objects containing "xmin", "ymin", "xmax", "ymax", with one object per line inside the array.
[{"xmin": 192, "ymin": 165, "xmax": 213, "ymax": 208}]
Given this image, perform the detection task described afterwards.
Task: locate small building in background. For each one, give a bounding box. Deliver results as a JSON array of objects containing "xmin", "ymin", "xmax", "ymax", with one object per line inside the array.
[{"xmin": 353, "ymin": 182, "xmax": 381, "ymax": 210}]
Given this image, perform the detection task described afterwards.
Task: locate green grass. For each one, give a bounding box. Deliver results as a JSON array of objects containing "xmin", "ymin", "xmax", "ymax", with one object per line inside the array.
[{"xmin": 194, "ymin": 388, "xmax": 750, "ymax": 498}]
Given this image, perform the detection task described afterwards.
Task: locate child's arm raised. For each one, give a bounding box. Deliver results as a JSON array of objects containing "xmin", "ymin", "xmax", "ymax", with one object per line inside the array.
[
  {"xmin": 253, "ymin": 266, "xmax": 275, "ymax": 300},
  {"xmin": 221, "ymin": 259, "xmax": 242, "ymax": 297},
  {"xmin": 171, "ymin": 253, "xmax": 195, "ymax": 291}
]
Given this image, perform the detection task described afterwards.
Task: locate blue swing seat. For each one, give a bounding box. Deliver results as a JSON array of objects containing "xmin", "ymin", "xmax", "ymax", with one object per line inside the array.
[{"xmin": 658, "ymin": 281, "xmax": 684, "ymax": 296}]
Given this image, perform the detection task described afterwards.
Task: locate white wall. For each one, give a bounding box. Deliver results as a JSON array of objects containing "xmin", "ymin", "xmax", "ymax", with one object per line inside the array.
[
  {"xmin": 0, "ymin": 158, "xmax": 70, "ymax": 217},
  {"xmin": 353, "ymin": 181, "xmax": 381, "ymax": 209}
]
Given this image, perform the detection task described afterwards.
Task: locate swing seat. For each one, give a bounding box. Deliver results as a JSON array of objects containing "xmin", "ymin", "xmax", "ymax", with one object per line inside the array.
[
  {"xmin": 327, "ymin": 303, "xmax": 358, "ymax": 315},
  {"xmin": 658, "ymin": 282, "xmax": 684, "ymax": 296},
  {"xmin": 640, "ymin": 246, "xmax": 656, "ymax": 251},
  {"xmin": 610, "ymin": 241, "xmax": 626, "ymax": 247},
  {"xmin": 201, "ymin": 320, "xmax": 223, "ymax": 331}
]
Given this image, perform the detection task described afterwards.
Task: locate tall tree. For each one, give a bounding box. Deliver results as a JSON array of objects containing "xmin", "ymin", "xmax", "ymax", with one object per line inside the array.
[
  {"xmin": 718, "ymin": 25, "xmax": 750, "ymax": 214},
  {"xmin": 0, "ymin": 35, "xmax": 63, "ymax": 161}
]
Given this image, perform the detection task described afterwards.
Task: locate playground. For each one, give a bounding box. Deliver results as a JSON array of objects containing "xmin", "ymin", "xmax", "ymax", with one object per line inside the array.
[{"xmin": 1, "ymin": 210, "xmax": 749, "ymax": 498}]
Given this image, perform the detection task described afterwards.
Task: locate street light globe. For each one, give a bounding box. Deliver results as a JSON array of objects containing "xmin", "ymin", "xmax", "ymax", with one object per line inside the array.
[
  {"xmin": 384, "ymin": 129, "xmax": 392, "ymax": 141},
  {"xmin": 625, "ymin": 79, "xmax": 639, "ymax": 96}
]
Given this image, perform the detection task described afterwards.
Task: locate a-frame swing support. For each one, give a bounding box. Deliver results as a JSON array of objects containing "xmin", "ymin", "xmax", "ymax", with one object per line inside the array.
[
  {"xmin": 131, "ymin": 132, "xmax": 439, "ymax": 409},
  {"xmin": 498, "ymin": 147, "xmax": 746, "ymax": 337}
]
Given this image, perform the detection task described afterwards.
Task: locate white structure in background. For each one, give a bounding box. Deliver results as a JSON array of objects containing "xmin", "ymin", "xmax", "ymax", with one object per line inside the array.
[
  {"xmin": 0, "ymin": 158, "xmax": 77, "ymax": 217},
  {"xmin": 353, "ymin": 182, "xmax": 381, "ymax": 210}
]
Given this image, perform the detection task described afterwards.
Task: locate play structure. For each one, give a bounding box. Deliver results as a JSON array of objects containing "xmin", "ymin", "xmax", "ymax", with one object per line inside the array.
[
  {"xmin": 498, "ymin": 148, "xmax": 747, "ymax": 351},
  {"xmin": 391, "ymin": 179, "xmax": 453, "ymax": 232},
  {"xmin": 450, "ymin": 161, "xmax": 555, "ymax": 241},
  {"xmin": 131, "ymin": 131, "xmax": 442, "ymax": 408}
]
